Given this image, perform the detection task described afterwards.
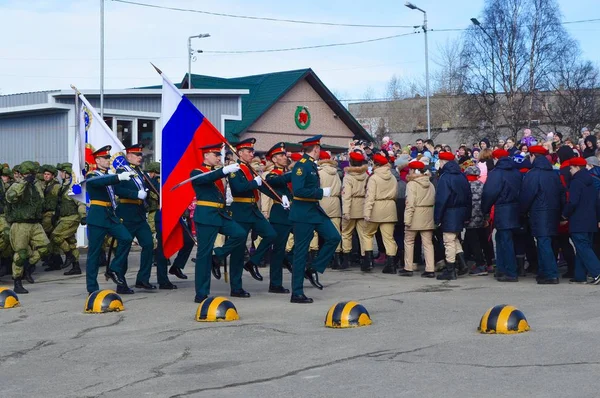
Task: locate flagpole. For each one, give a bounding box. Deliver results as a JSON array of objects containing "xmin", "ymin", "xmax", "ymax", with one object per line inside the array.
[{"xmin": 100, "ymin": 0, "xmax": 105, "ymax": 118}]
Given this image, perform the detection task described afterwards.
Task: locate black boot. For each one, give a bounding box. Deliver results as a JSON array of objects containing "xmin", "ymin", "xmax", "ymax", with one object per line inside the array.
[
  {"xmin": 24, "ymin": 263, "xmax": 35, "ymax": 284},
  {"xmin": 340, "ymin": 253, "xmax": 349, "ymax": 270},
  {"xmin": 331, "ymin": 253, "xmax": 342, "ymax": 270},
  {"xmin": 64, "ymin": 261, "xmax": 82, "ymax": 275},
  {"xmin": 456, "ymin": 252, "xmax": 469, "ymax": 276},
  {"xmin": 43, "ymin": 256, "xmax": 60, "ymax": 271},
  {"xmin": 13, "ymin": 277, "xmax": 28, "ymax": 294},
  {"xmin": 62, "ymin": 251, "xmax": 75, "ymax": 270},
  {"xmin": 283, "ymin": 256, "xmax": 293, "ymax": 273},
  {"xmin": 382, "ymin": 255, "xmax": 397, "ymax": 274},
  {"xmin": 361, "ymin": 251, "xmax": 374, "ymax": 272},
  {"xmin": 437, "ymin": 262, "xmax": 457, "ymax": 280},
  {"xmin": 517, "ymin": 256, "xmax": 526, "ymax": 277}
]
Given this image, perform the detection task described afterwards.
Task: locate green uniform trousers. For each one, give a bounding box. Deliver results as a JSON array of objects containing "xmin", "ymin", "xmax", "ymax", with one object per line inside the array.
[
  {"xmin": 228, "ymin": 218, "xmax": 276, "ymax": 291},
  {"xmin": 86, "ymin": 223, "xmax": 132, "ymax": 293},
  {"xmin": 0, "ymin": 214, "xmax": 12, "ymax": 258},
  {"xmin": 154, "ymin": 211, "xmax": 195, "ymax": 285},
  {"xmin": 10, "ymin": 222, "xmax": 50, "ymax": 277},
  {"xmin": 195, "ymin": 220, "xmax": 246, "ymax": 297},
  {"xmin": 42, "ymin": 211, "xmax": 57, "ymax": 254},
  {"xmin": 121, "ymin": 219, "xmax": 154, "ymax": 285},
  {"xmin": 292, "ymin": 219, "xmax": 341, "ymax": 296},
  {"xmin": 51, "ymin": 215, "xmax": 80, "ymax": 260},
  {"xmin": 270, "ymin": 223, "xmax": 292, "ymax": 287}
]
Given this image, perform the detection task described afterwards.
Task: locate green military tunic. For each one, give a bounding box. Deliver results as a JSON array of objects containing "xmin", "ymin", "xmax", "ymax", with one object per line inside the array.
[{"xmin": 51, "ymin": 180, "xmax": 86, "ymax": 261}]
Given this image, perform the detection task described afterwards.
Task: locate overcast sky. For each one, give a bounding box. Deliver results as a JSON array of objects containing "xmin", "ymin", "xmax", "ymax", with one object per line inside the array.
[{"xmin": 1, "ymin": 0, "xmax": 598, "ymax": 101}]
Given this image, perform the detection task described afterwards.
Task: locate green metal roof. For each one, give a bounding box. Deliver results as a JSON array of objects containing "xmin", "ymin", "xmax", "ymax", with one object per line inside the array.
[{"xmin": 182, "ymin": 68, "xmax": 371, "ymax": 143}]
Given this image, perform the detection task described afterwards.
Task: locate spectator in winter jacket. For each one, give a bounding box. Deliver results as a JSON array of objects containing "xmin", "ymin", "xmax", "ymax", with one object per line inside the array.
[
  {"xmin": 520, "ymin": 129, "xmax": 537, "ymax": 147},
  {"xmin": 583, "ymin": 135, "xmax": 598, "ymax": 159},
  {"xmin": 479, "ymin": 138, "xmax": 491, "ymax": 151},
  {"xmin": 512, "ymin": 155, "xmax": 539, "ymax": 276},
  {"xmin": 477, "ymin": 149, "xmax": 494, "ymax": 183},
  {"xmin": 520, "ymin": 146, "xmax": 565, "ymax": 284},
  {"xmin": 563, "ymin": 157, "xmax": 600, "ymax": 284},
  {"xmin": 399, "ymin": 160, "xmax": 436, "ymax": 278},
  {"xmin": 506, "ymin": 137, "xmax": 519, "ymax": 158},
  {"xmin": 481, "ymin": 149, "xmax": 523, "ymax": 281},
  {"xmin": 463, "ymin": 166, "xmax": 487, "ymax": 276},
  {"xmin": 434, "ymin": 151, "xmax": 472, "ymax": 280}
]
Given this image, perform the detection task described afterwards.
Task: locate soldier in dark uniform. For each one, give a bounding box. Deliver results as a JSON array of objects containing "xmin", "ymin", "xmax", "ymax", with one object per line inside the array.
[
  {"xmin": 225, "ymin": 138, "xmax": 278, "ymax": 297},
  {"xmin": 264, "ymin": 142, "xmax": 293, "ymax": 294},
  {"xmin": 113, "ymin": 144, "xmax": 155, "ymax": 292},
  {"xmin": 191, "ymin": 143, "xmax": 246, "ymax": 302},
  {"xmin": 289, "ymin": 135, "xmax": 341, "ymax": 303},
  {"xmin": 84, "ymin": 145, "xmax": 134, "ymax": 294}
]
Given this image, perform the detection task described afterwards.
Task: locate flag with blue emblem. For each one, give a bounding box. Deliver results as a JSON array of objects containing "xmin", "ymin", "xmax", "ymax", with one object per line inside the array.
[{"xmin": 70, "ymin": 92, "xmax": 126, "ymax": 204}]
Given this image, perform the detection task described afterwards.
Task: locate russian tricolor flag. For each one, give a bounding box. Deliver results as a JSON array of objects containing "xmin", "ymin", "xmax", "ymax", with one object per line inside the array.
[{"xmin": 159, "ymin": 71, "xmax": 226, "ymax": 258}]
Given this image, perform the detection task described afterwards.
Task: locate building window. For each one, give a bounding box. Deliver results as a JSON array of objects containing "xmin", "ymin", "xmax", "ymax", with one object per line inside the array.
[
  {"xmin": 116, "ymin": 119, "xmax": 133, "ymax": 148},
  {"xmin": 138, "ymin": 119, "xmax": 155, "ymax": 167}
]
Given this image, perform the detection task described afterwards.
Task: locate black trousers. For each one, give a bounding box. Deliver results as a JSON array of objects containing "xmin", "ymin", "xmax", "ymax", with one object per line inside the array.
[
  {"xmin": 553, "ymin": 234, "xmax": 576, "ymax": 276},
  {"xmin": 464, "ymin": 228, "xmax": 485, "ymax": 266}
]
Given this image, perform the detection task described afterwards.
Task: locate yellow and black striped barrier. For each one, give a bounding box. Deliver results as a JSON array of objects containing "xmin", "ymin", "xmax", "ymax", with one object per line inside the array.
[
  {"xmin": 195, "ymin": 296, "xmax": 239, "ymax": 322},
  {"xmin": 84, "ymin": 290, "xmax": 124, "ymax": 314},
  {"xmin": 478, "ymin": 304, "xmax": 530, "ymax": 334},
  {"xmin": 325, "ymin": 301, "xmax": 372, "ymax": 328},
  {"xmin": 0, "ymin": 287, "xmax": 20, "ymax": 309}
]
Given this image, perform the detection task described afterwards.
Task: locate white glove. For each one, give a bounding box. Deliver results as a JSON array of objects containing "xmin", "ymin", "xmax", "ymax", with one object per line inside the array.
[
  {"xmin": 222, "ymin": 163, "xmax": 240, "ymax": 175},
  {"xmin": 281, "ymin": 195, "xmax": 290, "ymax": 209},
  {"xmin": 322, "ymin": 187, "xmax": 331, "ymax": 197},
  {"xmin": 137, "ymin": 190, "xmax": 148, "ymax": 200},
  {"xmin": 118, "ymin": 171, "xmax": 135, "ymax": 181},
  {"xmin": 253, "ymin": 176, "xmax": 263, "ymax": 186}
]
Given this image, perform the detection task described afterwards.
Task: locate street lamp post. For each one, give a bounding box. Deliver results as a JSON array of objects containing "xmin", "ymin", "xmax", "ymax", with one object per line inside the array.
[
  {"xmin": 187, "ymin": 33, "xmax": 211, "ymax": 89},
  {"xmin": 405, "ymin": 2, "xmax": 430, "ymax": 139},
  {"xmin": 470, "ymin": 18, "xmax": 495, "ymax": 95}
]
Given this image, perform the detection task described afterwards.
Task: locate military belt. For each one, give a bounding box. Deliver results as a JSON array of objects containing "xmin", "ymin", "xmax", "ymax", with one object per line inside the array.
[
  {"xmin": 119, "ymin": 199, "xmax": 143, "ymax": 205},
  {"xmin": 233, "ymin": 197, "xmax": 256, "ymax": 203},
  {"xmin": 90, "ymin": 200, "xmax": 112, "ymax": 207},
  {"xmin": 196, "ymin": 200, "xmax": 225, "ymax": 209},
  {"xmin": 293, "ymin": 197, "xmax": 318, "ymax": 202}
]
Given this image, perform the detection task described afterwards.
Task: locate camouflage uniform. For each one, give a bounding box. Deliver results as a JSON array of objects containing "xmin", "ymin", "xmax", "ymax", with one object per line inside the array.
[
  {"xmin": 40, "ymin": 165, "xmax": 62, "ymax": 270},
  {"xmin": 6, "ymin": 161, "xmax": 50, "ymax": 293},
  {"xmin": 145, "ymin": 162, "xmax": 160, "ymax": 248},
  {"xmin": 0, "ymin": 166, "xmax": 13, "ymax": 277}
]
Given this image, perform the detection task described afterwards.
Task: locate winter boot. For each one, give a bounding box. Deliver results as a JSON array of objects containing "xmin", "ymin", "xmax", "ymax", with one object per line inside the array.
[
  {"xmin": 13, "ymin": 277, "xmax": 28, "ymax": 294},
  {"xmin": 64, "ymin": 261, "xmax": 82, "ymax": 276},
  {"xmin": 63, "ymin": 251, "xmax": 76, "ymax": 270},
  {"xmin": 331, "ymin": 253, "xmax": 342, "ymax": 270},
  {"xmin": 24, "ymin": 263, "xmax": 35, "ymax": 284},
  {"xmin": 340, "ymin": 253, "xmax": 349, "ymax": 270},
  {"xmin": 456, "ymin": 252, "xmax": 469, "ymax": 276},
  {"xmin": 382, "ymin": 255, "xmax": 397, "ymax": 274},
  {"xmin": 517, "ymin": 256, "xmax": 526, "ymax": 277},
  {"xmin": 437, "ymin": 262, "xmax": 457, "ymax": 280},
  {"xmin": 361, "ymin": 251, "xmax": 374, "ymax": 272}
]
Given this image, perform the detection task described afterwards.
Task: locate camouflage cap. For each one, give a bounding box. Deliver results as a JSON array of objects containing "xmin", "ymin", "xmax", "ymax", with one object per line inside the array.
[
  {"xmin": 146, "ymin": 162, "xmax": 160, "ymax": 174},
  {"xmin": 1, "ymin": 167, "xmax": 11, "ymax": 177},
  {"xmin": 12, "ymin": 164, "xmax": 21, "ymax": 174},
  {"xmin": 42, "ymin": 164, "xmax": 58, "ymax": 175},
  {"xmin": 20, "ymin": 161, "xmax": 37, "ymax": 175},
  {"xmin": 57, "ymin": 162, "xmax": 73, "ymax": 174}
]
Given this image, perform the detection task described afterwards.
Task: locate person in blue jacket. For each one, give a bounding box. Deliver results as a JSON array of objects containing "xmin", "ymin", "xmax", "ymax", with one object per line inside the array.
[
  {"xmin": 519, "ymin": 145, "xmax": 565, "ymax": 284},
  {"xmin": 435, "ymin": 151, "xmax": 471, "ymax": 280},
  {"xmin": 481, "ymin": 149, "xmax": 522, "ymax": 282},
  {"xmin": 562, "ymin": 157, "xmax": 600, "ymax": 284}
]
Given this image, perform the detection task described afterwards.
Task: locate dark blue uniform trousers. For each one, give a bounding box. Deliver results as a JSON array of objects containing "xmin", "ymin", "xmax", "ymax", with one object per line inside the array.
[
  {"xmin": 155, "ymin": 212, "xmax": 195, "ymax": 285},
  {"xmin": 270, "ymin": 223, "xmax": 292, "ymax": 287},
  {"xmin": 292, "ymin": 218, "xmax": 341, "ymax": 296},
  {"xmin": 196, "ymin": 220, "xmax": 246, "ymax": 297},
  {"xmin": 86, "ymin": 223, "xmax": 132, "ymax": 293},
  {"xmin": 495, "ymin": 229, "xmax": 517, "ymax": 277},
  {"xmin": 536, "ymin": 236, "xmax": 558, "ymax": 279},
  {"xmin": 121, "ymin": 220, "xmax": 154, "ymax": 285},
  {"xmin": 572, "ymin": 233, "xmax": 600, "ymax": 281}
]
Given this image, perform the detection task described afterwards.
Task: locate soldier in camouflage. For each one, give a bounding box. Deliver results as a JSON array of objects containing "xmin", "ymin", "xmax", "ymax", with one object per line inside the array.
[
  {"xmin": 40, "ymin": 164, "xmax": 63, "ymax": 271},
  {"xmin": 0, "ymin": 165, "xmax": 13, "ymax": 278},
  {"xmin": 6, "ymin": 161, "xmax": 50, "ymax": 294}
]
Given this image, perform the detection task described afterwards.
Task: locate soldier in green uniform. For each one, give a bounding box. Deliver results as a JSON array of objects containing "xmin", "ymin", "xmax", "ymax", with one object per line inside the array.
[
  {"xmin": 53, "ymin": 163, "xmax": 87, "ymax": 276},
  {"xmin": 0, "ymin": 165, "xmax": 13, "ymax": 278},
  {"xmin": 5, "ymin": 161, "xmax": 50, "ymax": 293},
  {"xmin": 289, "ymin": 135, "xmax": 341, "ymax": 304},
  {"xmin": 264, "ymin": 142, "xmax": 293, "ymax": 294},
  {"xmin": 85, "ymin": 145, "xmax": 135, "ymax": 294},
  {"xmin": 40, "ymin": 164, "xmax": 63, "ymax": 271},
  {"xmin": 145, "ymin": 162, "xmax": 160, "ymax": 248},
  {"xmin": 191, "ymin": 143, "xmax": 246, "ymax": 302},
  {"xmin": 225, "ymin": 138, "xmax": 278, "ymax": 298},
  {"xmin": 113, "ymin": 143, "xmax": 155, "ymax": 291}
]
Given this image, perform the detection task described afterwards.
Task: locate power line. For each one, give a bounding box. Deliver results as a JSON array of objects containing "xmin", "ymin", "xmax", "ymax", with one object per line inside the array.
[
  {"xmin": 203, "ymin": 32, "xmax": 419, "ymax": 54},
  {"xmin": 111, "ymin": 0, "xmax": 417, "ymax": 29}
]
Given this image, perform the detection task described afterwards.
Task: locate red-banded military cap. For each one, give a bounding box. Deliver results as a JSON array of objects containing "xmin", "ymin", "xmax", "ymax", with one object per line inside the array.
[
  {"xmin": 373, "ymin": 154, "xmax": 388, "ymax": 166},
  {"xmin": 408, "ymin": 160, "xmax": 425, "ymax": 169},
  {"xmin": 569, "ymin": 157, "xmax": 587, "ymax": 167},
  {"xmin": 438, "ymin": 151, "xmax": 455, "ymax": 161},
  {"xmin": 319, "ymin": 151, "xmax": 331, "ymax": 160},
  {"xmin": 349, "ymin": 152, "xmax": 365, "ymax": 162},
  {"xmin": 93, "ymin": 145, "xmax": 112, "ymax": 158},
  {"xmin": 529, "ymin": 145, "xmax": 548, "ymax": 155},
  {"xmin": 299, "ymin": 134, "xmax": 322, "ymax": 147},
  {"xmin": 125, "ymin": 143, "xmax": 144, "ymax": 155},
  {"xmin": 200, "ymin": 143, "xmax": 224, "ymax": 154},
  {"xmin": 290, "ymin": 153, "xmax": 302, "ymax": 162},
  {"xmin": 492, "ymin": 149, "xmax": 509, "ymax": 159},
  {"xmin": 234, "ymin": 138, "xmax": 256, "ymax": 151},
  {"xmin": 267, "ymin": 142, "xmax": 286, "ymax": 159}
]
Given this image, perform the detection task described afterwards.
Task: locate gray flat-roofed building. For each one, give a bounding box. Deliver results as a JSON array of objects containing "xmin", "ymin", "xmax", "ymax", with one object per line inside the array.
[{"xmin": 0, "ymin": 88, "xmax": 248, "ymax": 168}]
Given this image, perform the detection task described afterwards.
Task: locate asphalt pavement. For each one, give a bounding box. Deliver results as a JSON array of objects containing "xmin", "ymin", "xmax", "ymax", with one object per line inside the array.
[{"xmin": 2, "ymin": 255, "xmax": 600, "ymax": 398}]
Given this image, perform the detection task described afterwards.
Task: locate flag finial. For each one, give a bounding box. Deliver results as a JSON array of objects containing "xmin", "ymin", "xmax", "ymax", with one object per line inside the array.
[
  {"xmin": 70, "ymin": 84, "xmax": 81, "ymax": 95},
  {"xmin": 150, "ymin": 63, "xmax": 163, "ymax": 75}
]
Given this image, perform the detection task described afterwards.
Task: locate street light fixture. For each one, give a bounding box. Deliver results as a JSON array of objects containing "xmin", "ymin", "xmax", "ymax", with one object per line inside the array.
[
  {"xmin": 405, "ymin": 2, "xmax": 431, "ymax": 139},
  {"xmin": 470, "ymin": 18, "xmax": 495, "ymax": 94},
  {"xmin": 188, "ymin": 33, "xmax": 211, "ymax": 89}
]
